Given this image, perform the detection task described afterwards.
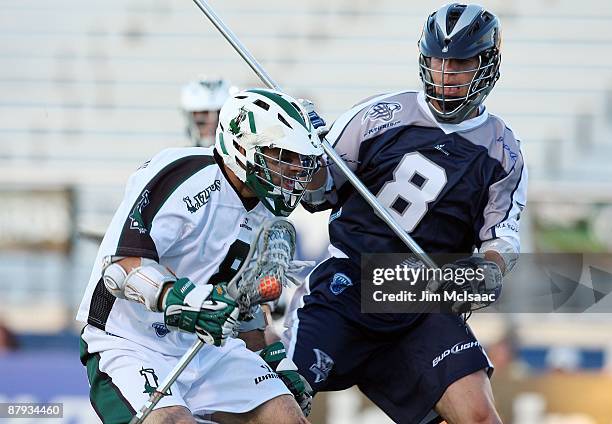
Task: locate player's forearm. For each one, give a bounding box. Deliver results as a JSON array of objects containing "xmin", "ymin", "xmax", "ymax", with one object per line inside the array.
[
  {"xmin": 307, "ymin": 158, "xmax": 328, "ymax": 191},
  {"xmin": 302, "ymin": 161, "xmax": 335, "ymax": 210},
  {"xmin": 480, "ymin": 237, "xmax": 519, "ymax": 275}
]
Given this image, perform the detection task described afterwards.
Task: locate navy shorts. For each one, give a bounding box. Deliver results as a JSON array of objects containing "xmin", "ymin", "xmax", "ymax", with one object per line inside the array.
[{"xmin": 284, "ymin": 258, "xmax": 492, "ymax": 424}]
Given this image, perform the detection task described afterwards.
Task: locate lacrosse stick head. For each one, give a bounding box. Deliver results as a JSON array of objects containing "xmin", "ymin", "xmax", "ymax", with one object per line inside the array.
[{"xmin": 227, "ymin": 218, "xmax": 297, "ymax": 316}]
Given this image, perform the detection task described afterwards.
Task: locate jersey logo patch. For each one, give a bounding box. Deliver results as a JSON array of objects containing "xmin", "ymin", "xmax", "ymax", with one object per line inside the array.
[
  {"xmin": 152, "ymin": 322, "xmax": 170, "ymax": 338},
  {"xmin": 434, "ymin": 143, "xmax": 450, "ymax": 156},
  {"xmin": 330, "ymin": 273, "xmax": 352, "ymax": 295},
  {"xmin": 329, "ymin": 208, "xmax": 342, "ymax": 223},
  {"xmin": 129, "ymin": 190, "xmax": 150, "ymax": 234},
  {"xmin": 183, "ymin": 180, "xmax": 221, "ymax": 213},
  {"xmin": 495, "ymin": 136, "xmax": 518, "ymax": 165},
  {"xmin": 361, "ymin": 102, "xmax": 402, "ymax": 124},
  {"xmin": 309, "ymin": 348, "xmax": 334, "ymax": 383},
  {"xmin": 139, "ymin": 367, "xmax": 172, "ymax": 395},
  {"xmin": 240, "ymin": 217, "xmax": 253, "ymax": 231},
  {"xmin": 254, "ymin": 364, "xmax": 280, "ymax": 385}
]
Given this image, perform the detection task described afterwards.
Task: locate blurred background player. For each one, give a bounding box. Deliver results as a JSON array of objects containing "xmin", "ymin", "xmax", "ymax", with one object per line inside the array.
[
  {"xmin": 181, "ymin": 76, "xmax": 236, "ymax": 147},
  {"xmin": 0, "ymin": 322, "xmax": 19, "ymax": 353},
  {"xmin": 285, "ymin": 3, "xmax": 526, "ymax": 424}
]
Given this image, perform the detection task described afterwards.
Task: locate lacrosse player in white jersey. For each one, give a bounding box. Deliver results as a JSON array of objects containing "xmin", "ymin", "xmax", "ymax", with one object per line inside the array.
[
  {"xmin": 77, "ymin": 88, "xmax": 324, "ymax": 423},
  {"xmin": 181, "ymin": 76, "xmax": 235, "ymax": 147}
]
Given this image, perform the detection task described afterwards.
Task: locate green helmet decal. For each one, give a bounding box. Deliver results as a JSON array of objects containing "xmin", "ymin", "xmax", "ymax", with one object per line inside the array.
[
  {"xmin": 218, "ymin": 132, "xmax": 229, "ymax": 155},
  {"xmin": 229, "ymin": 107, "xmax": 247, "ymax": 135},
  {"xmin": 247, "ymin": 110, "xmax": 257, "ymax": 133},
  {"xmin": 246, "ymin": 89, "xmax": 310, "ymax": 131}
]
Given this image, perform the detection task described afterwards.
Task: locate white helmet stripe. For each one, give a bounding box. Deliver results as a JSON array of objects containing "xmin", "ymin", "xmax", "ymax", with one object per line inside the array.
[{"xmin": 436, "ymin": 4, "xmax": 483, "ymax": 40}]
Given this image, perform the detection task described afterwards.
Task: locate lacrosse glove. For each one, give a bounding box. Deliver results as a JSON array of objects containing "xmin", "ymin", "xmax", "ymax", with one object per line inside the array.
[
  {"xmin": 426, "ymin": 256, "xmax": 503, "ymax": 313},
  {"xmin": 260, "ymin": 341, "xmax": 313, "ymax": 416},
  {"xmin": 298, "ymin": 98, "xmax": 327, "ymax": 136},
  {"xmin": 163, "ymin": 279, "xmax": 239, "ymax": 347}
]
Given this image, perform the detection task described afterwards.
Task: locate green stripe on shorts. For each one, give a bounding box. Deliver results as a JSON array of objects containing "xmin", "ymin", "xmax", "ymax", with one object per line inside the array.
[{"xmin": 81, "ymin": 337, "xmax": 135, "ymax": 424}]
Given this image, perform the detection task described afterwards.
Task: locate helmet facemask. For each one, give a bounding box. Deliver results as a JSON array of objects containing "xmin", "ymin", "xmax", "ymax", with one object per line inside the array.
[
  {"xmin": 419, "ymin": 50, "xmax": 500, "ymax": 124},
  {"xmin": 246, "ymin": 147, "xmax": 319, "ymax": 216},
  {"xmin": 417, "ymin": 4, "xmax": 502, "ymax": 124}
]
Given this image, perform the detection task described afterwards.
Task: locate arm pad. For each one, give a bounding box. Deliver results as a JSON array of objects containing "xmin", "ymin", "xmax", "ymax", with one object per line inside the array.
[
  {"xmin": 479, "ymin": 237, "xmax": 519, "ymax": 275},
  {"xmin": 102, "ymin": 257, "xmax": 176, "ymax": 312}
]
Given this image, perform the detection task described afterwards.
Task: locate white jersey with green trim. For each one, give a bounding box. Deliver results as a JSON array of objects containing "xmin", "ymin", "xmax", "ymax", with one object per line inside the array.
[{"xmin": 76, "ymin": 147, "xmax": 273, "ymax": 356}]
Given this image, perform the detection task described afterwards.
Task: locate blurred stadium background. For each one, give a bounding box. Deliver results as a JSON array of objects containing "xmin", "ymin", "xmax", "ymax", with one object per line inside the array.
[{"xmin": 1, "ymin": 0, "xmax": 612, "ymax": 422}]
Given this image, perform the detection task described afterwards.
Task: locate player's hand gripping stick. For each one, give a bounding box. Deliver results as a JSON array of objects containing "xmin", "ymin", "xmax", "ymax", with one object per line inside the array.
[{"xmin": 130, "ymin": 218, "xmax": 299, "ymax": 424}]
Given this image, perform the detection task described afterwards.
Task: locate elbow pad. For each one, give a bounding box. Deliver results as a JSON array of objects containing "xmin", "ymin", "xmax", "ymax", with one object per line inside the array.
[
  {"xmin": 102, "ymin": 256, "xmax": 176, "ymax": 312},
  {"xmin": 479, "ymin": 238, "xmax": 519, "ymax": 275}
]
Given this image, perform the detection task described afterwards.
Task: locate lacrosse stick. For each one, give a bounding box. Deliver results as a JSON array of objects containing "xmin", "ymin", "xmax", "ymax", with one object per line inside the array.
[
  {"xmin": 129, "ymin": 218, "xmax": 301, "ymax": 423},
  {"xmin": 190, "ymin": 0, "xmax": 437, "ymax": 270},
  {"xmin": 226, "ymin": 217, "xmax": 308, "ymax": 317}
]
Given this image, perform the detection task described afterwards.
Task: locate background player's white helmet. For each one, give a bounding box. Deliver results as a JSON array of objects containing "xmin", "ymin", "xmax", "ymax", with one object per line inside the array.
[
  {"xmin": 181, "ymin": 77, "xmax": 233, "ymax": 147},
  {"xmin": 215, "ymin": 88, "xmax": 324, "ymax": 217}
]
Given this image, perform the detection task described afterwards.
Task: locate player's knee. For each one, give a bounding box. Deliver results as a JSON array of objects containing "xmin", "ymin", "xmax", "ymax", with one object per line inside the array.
[
  {"xmin": 212, "ymin": 395, "xmax": 305, "ymax": 424},
  {"xmin": 147, "ymin": 405, "xmax": 195, "ymax": 424},
  {"xmin": 467, "ymin": 399, "xmax": 501, "ymax": 424},
  {"xmin": 463, "ymin": 378, "xmax": 501, "ymax": 424},
  {"xmin": 437, "ymin": 370, "xmax": 501, "ymax": 424}
]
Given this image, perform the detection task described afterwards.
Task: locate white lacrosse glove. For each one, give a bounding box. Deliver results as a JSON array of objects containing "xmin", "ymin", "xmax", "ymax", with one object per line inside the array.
[{"xmin": 298, "ymin": 98, "xmax": 328, "ymax": 137}]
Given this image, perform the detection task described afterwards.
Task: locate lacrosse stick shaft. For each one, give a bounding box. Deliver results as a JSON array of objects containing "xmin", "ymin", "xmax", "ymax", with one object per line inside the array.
[
  {"xmin": 190, "ymin": 0, "xmax": 437, "ymax": 269},
  {"xmin": 129, "ymin": 339, "xmax": 204, "ymax": 424},
  {"xmin": 191, "ymin": 0, "xmax": 279, "ymax": 91}
]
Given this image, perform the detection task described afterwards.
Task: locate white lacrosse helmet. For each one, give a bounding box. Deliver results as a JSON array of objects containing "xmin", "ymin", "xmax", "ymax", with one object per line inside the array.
[
  {"xmin": 181, "ymin": 77, "xmax": 234, "ymax": 147},
  {"xmin": 215, "ymin": 88, "xmax": 324, "ymax": 217}
]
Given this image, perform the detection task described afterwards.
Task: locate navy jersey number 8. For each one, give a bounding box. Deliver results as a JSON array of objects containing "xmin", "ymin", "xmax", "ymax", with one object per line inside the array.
[{"xmin": 376, "ymin": 152, "xmax": 447, "ymax": 232}]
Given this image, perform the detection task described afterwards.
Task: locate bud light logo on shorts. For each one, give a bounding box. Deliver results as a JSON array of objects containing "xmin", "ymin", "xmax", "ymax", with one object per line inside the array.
[
  {"xmin": 329, "ymin": 273, "xmax": 353, "ymax": 295},
  {"xmin": 432, "ymin": 341, "xmax": 480, "ymax": 367}
]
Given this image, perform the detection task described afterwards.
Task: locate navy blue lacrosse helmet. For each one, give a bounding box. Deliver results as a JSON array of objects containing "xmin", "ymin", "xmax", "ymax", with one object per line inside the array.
[{"xmin": 418, "ymin": 3, "xmax": 501, "ymax": 123}]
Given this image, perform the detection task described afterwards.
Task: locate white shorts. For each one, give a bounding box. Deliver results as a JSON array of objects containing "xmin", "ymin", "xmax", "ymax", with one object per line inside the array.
[{"xmin": 80, "ymin": 325, "xmax": 290, "ymax": 421}]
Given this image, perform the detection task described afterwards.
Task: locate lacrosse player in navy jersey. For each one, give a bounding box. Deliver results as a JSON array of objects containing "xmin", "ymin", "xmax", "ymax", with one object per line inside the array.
[
  {"xmin": 77, "ymin": 89, "xmax": 323, "ymax": 423},
  {"xmin": 284, "ymin": 4, "xmax": 527, "ymax": 423}
]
